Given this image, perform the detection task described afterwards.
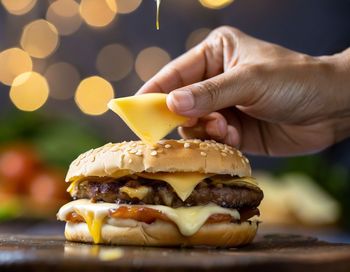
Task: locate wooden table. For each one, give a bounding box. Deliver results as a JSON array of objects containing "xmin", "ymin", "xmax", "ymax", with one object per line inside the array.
[{"xmin": 1, "ymin": 231, "xmax": 350, "ymax": 272}]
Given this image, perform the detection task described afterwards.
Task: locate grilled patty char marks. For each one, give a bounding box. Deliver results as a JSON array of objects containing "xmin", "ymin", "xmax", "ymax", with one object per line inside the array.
[{"xmin": 71, "ymin": 177, "xmax": 263, "ymax": 209}]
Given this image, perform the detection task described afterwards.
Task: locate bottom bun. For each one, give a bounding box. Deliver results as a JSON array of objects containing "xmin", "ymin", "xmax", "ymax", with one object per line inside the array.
[{"xmin": 65, "ymin": 220, "xmax": 258, "ymax": 247}]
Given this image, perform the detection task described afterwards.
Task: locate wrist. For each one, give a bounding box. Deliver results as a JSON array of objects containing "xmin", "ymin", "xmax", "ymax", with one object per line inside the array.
[{"xmin": 319, "ymin": 49, "xmax": 350, "ymax": 143}]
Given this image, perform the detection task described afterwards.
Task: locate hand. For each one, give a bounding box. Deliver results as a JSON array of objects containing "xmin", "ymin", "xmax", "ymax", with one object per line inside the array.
[{"xmin": 137, "ymin": 26, "xmax": 350, "ymax": 156}]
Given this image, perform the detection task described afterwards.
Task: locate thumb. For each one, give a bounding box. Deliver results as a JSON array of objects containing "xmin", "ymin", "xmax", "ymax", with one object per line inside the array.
[{"xmin": 166, "ymin": 68, "xmax": 257, "ymax": 117}]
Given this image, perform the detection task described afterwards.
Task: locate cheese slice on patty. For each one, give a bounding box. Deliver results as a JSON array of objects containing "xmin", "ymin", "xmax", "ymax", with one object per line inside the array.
[{"xmin": 137, "ymin": 172, "xmax": 212, "ymax": 201}]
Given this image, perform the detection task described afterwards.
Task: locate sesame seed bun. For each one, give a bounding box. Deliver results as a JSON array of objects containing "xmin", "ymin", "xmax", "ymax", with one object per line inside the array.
[
  {"xmin": 66, "ymin": 139, "xmax": 251, "ymax": 182},
  {"xmin": 65, "ymin": 219, "xmax": 258, "ymax": 247}
]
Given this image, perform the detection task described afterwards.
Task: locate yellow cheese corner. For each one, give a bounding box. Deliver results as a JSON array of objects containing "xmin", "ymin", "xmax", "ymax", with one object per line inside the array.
[{"xmin": 108, "ymin": 93, "xmax": 188, "ymax": 145}]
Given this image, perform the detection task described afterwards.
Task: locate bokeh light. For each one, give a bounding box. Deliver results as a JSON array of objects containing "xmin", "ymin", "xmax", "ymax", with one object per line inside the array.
[
  {"xmin": 186, "ymin": 28, "xmax": 211, "ymax": 50},
  {"xmin": 135, "ymin": 47, "xmax": 171, "ymax": 82},
  {"xmin": 75, "ymin": 76, "xmax": 114, "ymax": 115},
  {"xmin": 79, "ymin": 0, "xmax": 118, "ymax": 28},
  {"xmin": 96, "ymin": 43, "xmax": 133, "ymax": 82},
  {"xmin": 0, "ymin": 48, "xmax": 33, "ymax": 86},
  {"xmin": 9, "ymin": 72, "xmax": 49, "ymax": 112},
  {"xmin": 1, "ymin": 0, "xmax": 37, "ymax": 16},
  {"xmin": 116, "ymin": 0, "xmax": 142, "ymax": 14},
  {"xmin": 20, "ymin": 19, "xmax": 60, "ymax": 59},
  {"xmin": 44, "ymin": 62, "xmax": 80, "ymax": 100},
  {"xmin": 46, "ymin": 0, "xmax": 82, "ymax": 36},
  {"xmin": 199, "ymin": 0, "xmax": 234, "ymax": 9}
]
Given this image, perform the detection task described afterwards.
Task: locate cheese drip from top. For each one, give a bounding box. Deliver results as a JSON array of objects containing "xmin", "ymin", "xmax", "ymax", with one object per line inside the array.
[{"xmin": 57, "ymin": 199, "xmax": 240, "ymax": 242}]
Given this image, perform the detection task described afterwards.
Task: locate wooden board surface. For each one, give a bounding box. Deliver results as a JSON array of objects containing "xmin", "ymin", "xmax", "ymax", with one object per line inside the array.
[{"xmin": 0, "ymin": 233, "xmax": 350, "ymax": 272}]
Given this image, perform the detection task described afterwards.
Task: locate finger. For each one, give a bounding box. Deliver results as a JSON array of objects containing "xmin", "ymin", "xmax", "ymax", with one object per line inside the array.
[
  {"xmin": 166, "ymin": 67, "xmax": 259, "ymax": 117},
  {"xmin": 178, "ymin": 112, "xmax": 228, "ymax": 141},
  {"xmin": 136, "ymin": 37, "xmax": 224, "ymax": 95},
  {"xmin": 182, "ymin": 117, "xmax": 198, "ymax": 127},
  {"xmin": 202, "ymin": 112, "xmax": 228, "ymax": 140}
]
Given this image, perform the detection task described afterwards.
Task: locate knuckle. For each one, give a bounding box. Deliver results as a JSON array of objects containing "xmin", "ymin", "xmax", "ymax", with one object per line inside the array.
[{"xmin": 193, "ymin": 80, "xmax": 222, "ymax": 108}]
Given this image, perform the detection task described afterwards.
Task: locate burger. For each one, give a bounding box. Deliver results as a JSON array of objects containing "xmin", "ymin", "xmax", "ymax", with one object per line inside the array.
[{"xmin": 57, "ymin": 139, "xmax": 263, "ymax": 247}]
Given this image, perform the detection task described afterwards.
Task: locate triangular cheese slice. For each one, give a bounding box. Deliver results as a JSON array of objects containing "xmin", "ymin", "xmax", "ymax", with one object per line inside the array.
[
  {"xmin": 137, "ymin": 172, "xmax": 212, "ymax": 201},
  {"xmin": 108, "ymin": 93, "xmax": 188, "ymax": 145}
]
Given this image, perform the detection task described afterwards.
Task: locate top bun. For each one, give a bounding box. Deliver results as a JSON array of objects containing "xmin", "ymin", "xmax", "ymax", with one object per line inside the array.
[{"xmin": 66, "ymin": 139, "xmax": 251, "ymax": 182}]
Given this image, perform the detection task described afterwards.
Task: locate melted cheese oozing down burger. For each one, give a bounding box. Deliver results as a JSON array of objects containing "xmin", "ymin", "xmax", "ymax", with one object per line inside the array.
[{"xmin": 57, "ymin": 139, "xmax": 263, "ymax": 247}]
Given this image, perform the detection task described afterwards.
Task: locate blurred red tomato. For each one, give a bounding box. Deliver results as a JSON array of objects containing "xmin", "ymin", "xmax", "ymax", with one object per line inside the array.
[
  {"xmin": 28, "ymin": 168, "xmax": 68, "ymax": 204},
  {"xmin": 0, "ymin": 145, "xmax": 40, "ymax": 192}
]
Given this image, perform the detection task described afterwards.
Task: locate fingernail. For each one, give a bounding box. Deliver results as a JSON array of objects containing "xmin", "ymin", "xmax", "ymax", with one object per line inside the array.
[
  {"xmin": 168, "ymin": 90, "xmax": 194, "ymax": 112},
  {"xmin": 226, "ymin": 127, "xmax": 237, "ymax": 147},
  {"xmin": 217, "ymin": 119, "xmax": 226, "ymax": 137}
]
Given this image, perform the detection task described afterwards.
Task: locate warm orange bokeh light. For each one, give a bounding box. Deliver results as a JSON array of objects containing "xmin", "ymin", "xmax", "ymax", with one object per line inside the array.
[
  {"xmin": 9, "ymin": 72, "xmax": 49, "ymax": 112},
  {"xmin": 0, "ymin": 48, "xmax": 33, "ymax": 86},
  {"xmin": 75, "ymin": 76, "xmax": 115, "ymax": 115},
  {"xmin": 96, "ymin": 43, "xmax": 133, "ymax": 82},
  {"xmin": 186, "ymin": 28, "xmax": 211, "ymax": 50},
  {"xmin": 135, "ymin": 47, "xmax": 171, "ymax": 82},
  {"xmin": 79, "ymin": 0, "xmax": 118, "ymax": 28},
  {"xmin": 1, "ymin": 0, "xmax": 37, "ymax": 15},
  {"xmin": 20, "ymin": 19, "xmax": 59, "ymax": 59},
  {"xmin": 45, "ymin": 62, "xmax": 80, "ymax": 100},
  {"xmin": 199, "ymin": 0, "xmax": 234, "ymax": 9},
  {"xmin": 116, "ymin": 0, "xmax": 142, "ymax": 14},
  {"xmin": 46, "ymin": 0, "xmax": 82, "ymax": 36}
]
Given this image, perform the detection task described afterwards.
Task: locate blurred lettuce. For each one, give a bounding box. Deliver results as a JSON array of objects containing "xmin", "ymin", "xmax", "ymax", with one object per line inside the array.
[{"xmin": 0, "ymin": 110, "xmax": 104, "ymax": 168}]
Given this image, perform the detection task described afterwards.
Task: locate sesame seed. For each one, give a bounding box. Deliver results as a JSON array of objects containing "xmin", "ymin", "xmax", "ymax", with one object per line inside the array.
[
  {"xmin": 184, "ymin": 143, "xmax": 190, "ymax": 148},
  {"xmin": 110, "ymin": 146, "xmax": 119, "ymax": 152},
  {"xmin": 221, "ymin": 152, "xmax": 227, "ymax": 157},
  {"xmin": 128, "ymin": 159, "xmax": 133, "ymax": 163},
  {"xmin": 200, "ymin": 152, "xmax": 207, "ymax": 157},
  {"xmin": 151, "ymin": 151, "xmax": 157, "ymax": 156},
  {"xmin": 228, "ymin": 150, "xmax": 234, "ymax": 155},
  {"xmin": 165, "ymin": 144, "xmax": 171, "ymax": 149},
  {"xmin": 193, "ymin": 139, "xmax": 201, "ymax": 144},
  {"xmin": 129, "ymin": 149, "xmax": 136, "ymax": 154},
  {"xmin": 241, "ymin": 158, "xmax": 245, "ymax": 164},
  {"xmin": 237, "ymin": 150, "xmax": 243, "ymax": 157},
  {"xmin": 199, "ymin": 143, "xmax": 208, "ymax": 150},
  {"xmin": 244, "ymin": 157, "xmax": 249, "ymax": 163},
  {"xmin": 136, "ymin": 150, "xmax": 142, "ymax": 156},
  {"xmin": 130, "ymin": 142, "xmax": 137, "ymax": 147}
]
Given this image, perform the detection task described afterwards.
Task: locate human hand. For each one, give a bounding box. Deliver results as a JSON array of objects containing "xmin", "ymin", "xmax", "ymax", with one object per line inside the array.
[{"xmin": 137, "ymin": 26, "xmax": 350, "ymax": 156}]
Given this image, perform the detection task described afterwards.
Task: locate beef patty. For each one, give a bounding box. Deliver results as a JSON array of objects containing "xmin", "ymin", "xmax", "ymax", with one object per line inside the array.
[{"xmin": 71, "ymin": 177, "xmax": 263, "ymax": 209}]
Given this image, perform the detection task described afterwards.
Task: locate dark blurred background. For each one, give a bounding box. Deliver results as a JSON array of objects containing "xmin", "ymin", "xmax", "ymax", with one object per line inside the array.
[{"xmin": 0, "ymin": 0, "xmax": 349, "ymax": 233}]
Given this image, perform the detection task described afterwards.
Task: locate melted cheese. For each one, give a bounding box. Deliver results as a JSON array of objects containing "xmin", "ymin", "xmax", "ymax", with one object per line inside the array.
[
  {"xmin": 137, "ymin": 172, "xmax": 211, "ymax": 201},
  {"xmin": 74, "ymin": 208, "xmax": 106, "ymax": 244},
  {"xmin": 57, "ymin": 199, "xmax": 240, "ymax": 241},
  {"xmin": 119, "ymin": 186, "xmax": 151, "ymax": 200},
  {"xmin": 211, "ymin": 176, "xmax": 258, "ymax": 187},
  {"xmin": 108, "ymin": 94, "xmax": 188, "ymax": 145},
  {"xmin": 66, "ymin": 179, "xmax": 79, "ymax": 194}
]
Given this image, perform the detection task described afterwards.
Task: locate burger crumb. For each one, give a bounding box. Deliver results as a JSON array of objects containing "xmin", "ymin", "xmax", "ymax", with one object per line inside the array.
[
  {"xmin": 164, "ymin": 144, "xmax": 171, "ymax": 149},
  {"xmin": 151, "ymin": 151, "xmax": 158, "ymax": 156}
]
